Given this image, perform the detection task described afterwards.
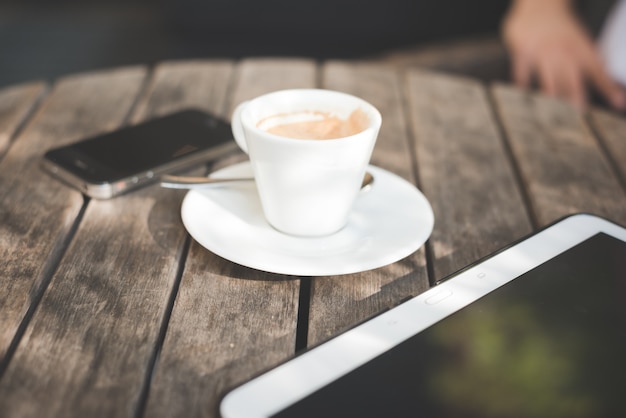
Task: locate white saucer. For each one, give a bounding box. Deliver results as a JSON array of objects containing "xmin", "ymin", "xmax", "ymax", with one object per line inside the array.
[{"xmin": 181, "ymin": 162, "xmax": 434, "ymax": 276}]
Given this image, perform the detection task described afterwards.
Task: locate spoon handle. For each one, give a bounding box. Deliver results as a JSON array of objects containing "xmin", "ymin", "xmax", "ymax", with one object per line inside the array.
[
  {"xmin": 161, "ymin": 171, "xmax": 374, "ymax": 190},
  {"xmin": 160, "ymin": 174, "xmax": 254, "ymax": 189}
]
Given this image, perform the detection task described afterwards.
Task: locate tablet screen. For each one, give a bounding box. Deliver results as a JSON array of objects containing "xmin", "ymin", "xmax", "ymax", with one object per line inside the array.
[{"xmin": 273, "ymin": 233, "xmax": 626, "ymax": 418}]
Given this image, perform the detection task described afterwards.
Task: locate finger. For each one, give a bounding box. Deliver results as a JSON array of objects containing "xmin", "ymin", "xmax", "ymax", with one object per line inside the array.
[
  {"xmin": 562, "ymin": 64, "xmax": 587, "ymax": 110},
  {"xmin": 537, "ymin": 58, "xmax": 559, "ymax": 97},
  {"xmin": 512, "ymin": 53, "xmax": 532, "ymax": 89}
]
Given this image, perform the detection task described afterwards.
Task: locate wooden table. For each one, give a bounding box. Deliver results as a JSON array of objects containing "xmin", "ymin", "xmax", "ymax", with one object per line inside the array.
[{"xmin": 1, "ymin": 58, "xmax": 625, "ymax": 418}]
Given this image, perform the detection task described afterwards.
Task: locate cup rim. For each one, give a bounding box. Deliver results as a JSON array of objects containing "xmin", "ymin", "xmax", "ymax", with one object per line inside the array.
[{"xmin": 239, "ymin": 88, "xmax": 382, "ymax": 143}]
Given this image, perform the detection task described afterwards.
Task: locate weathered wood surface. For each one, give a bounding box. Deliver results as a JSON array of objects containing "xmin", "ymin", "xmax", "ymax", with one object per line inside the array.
[
  {"xmin": 0, "ymin": 60, "xmax": 625, "ymax": 418},
  {"xmin": 492, "ymin": 84, "xmax": 626, "ymax": 226},
  {"xmin": 0, "ymin": 81, "xmax": 47, "ymax": 157},
  {"xmin": 407, "ymin": 70, "xmax": 532, "ymax": 281},
  {"xmin": 0, "ymin": 67, "xmax": 148, "ymax": 417},
  {"xmin": 1, "ymin": 61, "xmax": 239, "ymax": 418},
  {"xmin": 306, "ymin": 62, "xmax": 430, "ymax": 348},
  {"xmin": 0, "ymin": 67, "xmax": 146, "ymax": 372},
  {"xmin": 144, "ymin": 59, "xmax": 317, "ymax": 418},
  {"xmin": 589, "ymin": 109, "xmax": 626, "ymax": 193}
]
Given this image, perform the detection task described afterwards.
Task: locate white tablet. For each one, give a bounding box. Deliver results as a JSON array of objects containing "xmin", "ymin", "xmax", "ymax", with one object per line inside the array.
[{"xmin": 220, "ymin": 213, "xmax": 626, "ymax": 418}]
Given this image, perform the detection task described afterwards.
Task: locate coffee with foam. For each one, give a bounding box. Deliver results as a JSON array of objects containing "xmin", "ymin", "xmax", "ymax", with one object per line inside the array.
[{"xmin": 258, "ymin": 109, "xmax": 369, "ymax": 140}]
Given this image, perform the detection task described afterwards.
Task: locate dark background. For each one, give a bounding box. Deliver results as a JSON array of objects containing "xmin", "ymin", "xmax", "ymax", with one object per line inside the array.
[{"xmin": 0, "ymin": 0, "xmax": 614, "ymax": 89}]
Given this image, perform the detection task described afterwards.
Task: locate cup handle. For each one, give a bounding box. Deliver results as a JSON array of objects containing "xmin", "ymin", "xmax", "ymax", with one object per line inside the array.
[{"xmin": 231, "ymin": 101, "xmax": 249, "ymax": 153}]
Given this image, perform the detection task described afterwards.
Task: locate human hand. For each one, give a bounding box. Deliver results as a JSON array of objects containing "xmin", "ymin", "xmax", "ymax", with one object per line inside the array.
[{"xmin": 502, "ymin": 0, "xmax": 625, "ymax": 110}]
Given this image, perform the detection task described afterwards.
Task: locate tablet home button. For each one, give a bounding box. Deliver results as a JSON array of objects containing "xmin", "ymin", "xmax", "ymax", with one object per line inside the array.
[{"xmin": 425, "ymin": 289, "xmax": 453, "ymax": 305}]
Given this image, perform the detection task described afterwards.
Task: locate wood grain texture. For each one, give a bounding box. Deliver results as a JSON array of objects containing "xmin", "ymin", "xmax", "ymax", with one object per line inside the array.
[
  {"xmin": 0, "ymin": 67, "xmax": 146, "ymax": 373},
  {"xmin": 0, "ymin": 81, "xmax": 47, "ymax": 157},
  {"xmin": 589, "ymin": 109, "xmax": 626, "ymax": 193},
  {"xmin": 228, "ymin": 58, "xmax": 318, "ymax": 109},
  {"xmin": 407, "ymin": 71, "xmax": 532, "ymax": 281},
  {"xmin": 144, "ymin": 58, "xmax": 317, "ymax": 418},
  {"xmin": 133, "ymin": 60, "xmax": 235, "ymax": 121},
  {"xmin": 4, "ymin": 61, "xmax": 625, "ymax": 418},
  {"xmin": 0, "ymin": 62, "xmax": 240, "ymax": 418},
  {"xmin": 306, "ymin": 62, "xmax": 430, "ymax": 348},
  {"xmin": 492, "ymin": 84, "xmax": 626, "ymax": 226}
]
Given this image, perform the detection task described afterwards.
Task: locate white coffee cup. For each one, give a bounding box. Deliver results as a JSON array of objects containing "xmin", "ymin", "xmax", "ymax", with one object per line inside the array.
[{"xmin": 231, "ymin": 89, "xmax": 381, "ymax": 237}]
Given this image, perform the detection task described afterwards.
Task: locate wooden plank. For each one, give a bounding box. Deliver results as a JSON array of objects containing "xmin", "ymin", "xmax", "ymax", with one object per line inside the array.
[
  {"xmin": 0, "ymin": 61, "xmax": 239, "ymax": 418},
  {"xmin": 143, "ymin": 58, "xmax": 317, "ymax": 418},
  {"xmin": 134, "ymin": 60, "xmax": 234, "ymax": 121},
  {"xmin": 589, "ymin": 109, "xmax": 626, "ymax": 192},
  {"xmin": 229, "ymin": 58, "xmax": 319, "ymax": 107},
  {"xmin": 492, "ymin": 84, "xmax": 626, "ymax": 226},
  {"xmin": 407, "ymin": 71, "xmax": 532, "ymax": 281},
  {"xmin": 0, "ymin": 81, "xmax": 47, "ymax": 157},
  {"xmin": 305, "ymin": 62, "xmax": 430, "ymax": 348},
  {"xmin": 0, "ymin": 67, "xmax": 146, "ymax": 373}
]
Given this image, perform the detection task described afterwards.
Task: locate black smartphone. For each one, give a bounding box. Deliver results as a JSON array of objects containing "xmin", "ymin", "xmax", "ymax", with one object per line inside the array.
[{"xmin": 42, "ymin": 109, "xmax": 237, "ymax": 199}]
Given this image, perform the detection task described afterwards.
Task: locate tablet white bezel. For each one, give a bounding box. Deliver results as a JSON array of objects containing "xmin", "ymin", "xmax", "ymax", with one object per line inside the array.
[{"xmin": 220, "ymin": 213, "xmax": 626, "ymax": 418}]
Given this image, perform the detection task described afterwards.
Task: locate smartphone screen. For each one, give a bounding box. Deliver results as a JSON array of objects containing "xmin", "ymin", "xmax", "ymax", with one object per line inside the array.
[{"xmin": 43, "ymin": 109, "xmax": 236, "ymax": 198}]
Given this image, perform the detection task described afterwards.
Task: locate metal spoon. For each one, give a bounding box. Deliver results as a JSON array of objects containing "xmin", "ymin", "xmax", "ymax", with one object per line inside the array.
[{"xmin": 160, "ymin": 171, "xmax": 375, "ymax": 190}]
